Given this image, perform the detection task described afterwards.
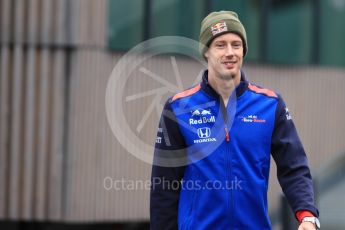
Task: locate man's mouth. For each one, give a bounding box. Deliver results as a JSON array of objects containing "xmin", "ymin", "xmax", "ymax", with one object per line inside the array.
[{"xmin": 222, "ymin": 60, "xmax": 236, "ymax": 68}]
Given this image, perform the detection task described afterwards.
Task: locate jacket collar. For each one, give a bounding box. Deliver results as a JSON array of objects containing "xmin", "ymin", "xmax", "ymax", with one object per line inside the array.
[{"xmin": 201, "ymin": 70, "xmax": 248, "ymax": 98}]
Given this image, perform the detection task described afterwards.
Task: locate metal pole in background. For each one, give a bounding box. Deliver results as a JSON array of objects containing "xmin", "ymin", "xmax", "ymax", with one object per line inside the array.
[
  {"xmin": 261, "ymin": 0, "xmax": 270, "ymax": 62},
  {"xmin": 144, "ymin": 0, "xmax": 152, "ymax": 41},
  {"xmin": 311, "ymin": 0, "xmax": 320, "ymax": 64}
]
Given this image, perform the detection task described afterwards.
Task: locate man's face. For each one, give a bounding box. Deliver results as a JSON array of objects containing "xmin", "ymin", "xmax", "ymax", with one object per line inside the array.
[{"xmin": 204, "ymin": 33, "xmax": 244, "ymax": 82}]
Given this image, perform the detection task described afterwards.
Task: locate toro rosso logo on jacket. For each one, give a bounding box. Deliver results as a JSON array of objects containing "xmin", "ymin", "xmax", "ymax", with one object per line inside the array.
[
  {"xmin": 190, "ymin": 109, "xmax": 216, "ymax": 125},
  {"xmin": 285, "ymin": 107, "xmax": 292, "ymax": 120},
  {"xmin": 240, "ymin": 115, "xmax": 266, "ymax": 123}
]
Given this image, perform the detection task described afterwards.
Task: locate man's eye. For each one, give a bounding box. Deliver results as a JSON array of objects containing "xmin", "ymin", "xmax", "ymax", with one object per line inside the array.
[
  {"xmin": 216, "ymin": 44, "xmax": 224, "ymax": 48},
  {"xmin": 233, "ymin": 44, "xmax": 242, "ymax": 48}
]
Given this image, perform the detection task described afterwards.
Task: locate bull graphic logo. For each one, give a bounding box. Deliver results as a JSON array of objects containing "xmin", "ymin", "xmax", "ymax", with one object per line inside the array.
[
  {"xmin": 201, "ymin": 110, "xmax": 211, "ymax": 115},
  {"xmin": 211, "ymin": 21, "xmax": 228, "ymax": 36},
  {"xmin": 191, "ymin": 109, "xmax": 201, "ymax": 116},
  {"xmin": 191, "ymin": 109, "xmax": 212, "ymax": 117},
  {"xmin": 197, "ymin": 127, "xmax": 211, "ymax": 139}
]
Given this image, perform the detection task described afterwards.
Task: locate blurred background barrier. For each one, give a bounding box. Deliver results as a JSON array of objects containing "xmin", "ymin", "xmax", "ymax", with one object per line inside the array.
[
  {"xmin": 1, "ymin": 0, "xmax": 345, "ymax": 229},
  {"xmin": 280, "ymin": 151, "xmax": 345, "ymax": 230}
]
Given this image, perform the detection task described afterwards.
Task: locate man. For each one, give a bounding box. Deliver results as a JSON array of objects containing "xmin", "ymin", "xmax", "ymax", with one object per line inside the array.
[{"xmin": 150, "ymin": 11, "xmax": 320, "ymax": 230}]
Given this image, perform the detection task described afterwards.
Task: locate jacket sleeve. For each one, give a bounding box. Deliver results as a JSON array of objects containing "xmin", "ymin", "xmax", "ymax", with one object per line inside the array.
[
  {"xmin": 150, "ymin": 99, "xmax": 187, "ymax": 230},
  {"xmin": 271, "ymin": 95, "xmax": 319, "ymax": 217}
]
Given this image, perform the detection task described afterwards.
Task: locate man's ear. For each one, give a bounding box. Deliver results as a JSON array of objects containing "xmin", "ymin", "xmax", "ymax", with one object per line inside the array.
[{"xmin": 204, "ymin": 50, "xmax": 209, "ymax": 58}]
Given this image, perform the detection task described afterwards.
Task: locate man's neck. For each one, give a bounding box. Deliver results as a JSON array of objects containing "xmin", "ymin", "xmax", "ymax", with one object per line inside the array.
[{"xmin": 208, "ymin": 71, "xmax": 241, "ymax": 106}]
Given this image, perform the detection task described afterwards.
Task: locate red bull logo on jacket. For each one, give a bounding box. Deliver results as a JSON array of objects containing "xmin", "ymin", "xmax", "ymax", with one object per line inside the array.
[{"xmin": 190, "ymin": 109, "xmax": 215, "ymax": 125}]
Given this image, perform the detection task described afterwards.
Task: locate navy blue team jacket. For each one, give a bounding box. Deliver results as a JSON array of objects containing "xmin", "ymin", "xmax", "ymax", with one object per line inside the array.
[{"xmin": 150, "ymin": 70, "xmax": 319, "ymax": 230}]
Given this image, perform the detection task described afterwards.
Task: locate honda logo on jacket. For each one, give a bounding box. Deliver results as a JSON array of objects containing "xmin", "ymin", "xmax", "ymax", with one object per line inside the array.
[{"xmin": 197, "ymin": 127, "xmax": 211, "ymax": 138}]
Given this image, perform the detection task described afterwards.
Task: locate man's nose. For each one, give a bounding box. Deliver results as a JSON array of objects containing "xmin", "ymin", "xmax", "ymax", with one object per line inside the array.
[{"xmin": 225, "ymin": 45, "xmax": 234, "ymax": 56}]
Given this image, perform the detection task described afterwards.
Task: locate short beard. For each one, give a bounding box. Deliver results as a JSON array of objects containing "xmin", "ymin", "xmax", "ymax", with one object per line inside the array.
[{"xmin": 219, "ymin": 73, "xmax": 235, "ymax": 81}]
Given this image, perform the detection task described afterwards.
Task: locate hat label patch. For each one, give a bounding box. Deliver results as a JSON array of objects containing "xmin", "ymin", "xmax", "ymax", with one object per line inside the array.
[{"xmin": 211, "ymin": 21, "xmax": 228, "ymax": 36}]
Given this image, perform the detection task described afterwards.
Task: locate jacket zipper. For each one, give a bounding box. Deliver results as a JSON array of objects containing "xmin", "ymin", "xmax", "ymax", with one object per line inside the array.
[
  {"xmin": 225, "ymin": 125, "xmax": 230, "ymax": 142},
  {"xmin": 219, "ymin": 96, "xmax": 233, "ymax": 228},
  {"xmin": 220, "ymin": 97, "xmax": 230, "ymax": 142}
]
